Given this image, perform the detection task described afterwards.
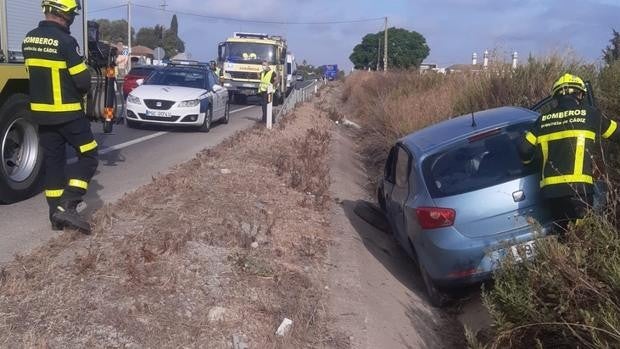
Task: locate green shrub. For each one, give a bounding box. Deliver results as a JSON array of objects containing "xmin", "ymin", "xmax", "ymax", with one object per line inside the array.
[
  {"xmin": 478, "ymin": 215, "xmax": 620, "ymax": 348},
  {"xmin": 599, "ymin": 60, "xmax": 620, "ymax": 118}
]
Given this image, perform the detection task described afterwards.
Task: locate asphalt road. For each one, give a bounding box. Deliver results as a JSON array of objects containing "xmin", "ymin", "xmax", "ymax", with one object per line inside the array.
[{"xmin": 0, "ymin": 103, "xmax": 262, "ymax": 264}]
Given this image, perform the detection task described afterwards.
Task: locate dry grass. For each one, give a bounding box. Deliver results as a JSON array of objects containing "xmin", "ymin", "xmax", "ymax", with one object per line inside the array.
[
  {"xmin": 0, "ymin": 91, "xmax": 345, "ymax": 348},
  {"xmin": 343, "ymin": 55, "xmax": 603, "ymax": 183}
]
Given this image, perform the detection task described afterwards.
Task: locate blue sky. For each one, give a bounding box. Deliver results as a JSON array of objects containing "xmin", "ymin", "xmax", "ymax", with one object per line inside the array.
[{"xmin": 87, "ymin": 0, "xmax": 619, "ymax": 71}]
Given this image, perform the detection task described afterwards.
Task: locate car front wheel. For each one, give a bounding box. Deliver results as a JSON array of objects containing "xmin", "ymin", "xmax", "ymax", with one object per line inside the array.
[
  {"xmin": 199, "ymin": 108, "xmax": 213, "ymax": 133},
  {"xmin": 222, "ymin": 102, "xmax": 230, "ymax": 124}
]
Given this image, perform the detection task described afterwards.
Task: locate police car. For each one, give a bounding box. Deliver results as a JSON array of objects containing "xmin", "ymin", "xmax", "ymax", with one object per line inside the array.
[{"xmin": 125, "ymin": 61, "xmax": 230, "ymax": 132}]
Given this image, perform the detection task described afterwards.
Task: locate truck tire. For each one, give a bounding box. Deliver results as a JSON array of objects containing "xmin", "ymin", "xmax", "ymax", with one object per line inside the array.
[
  {"xmin": 103, "ymin": 120, "xmax": 113, "ymax": 134},
  {"xmin": 0, "ymin": 94, "xmax": 44, "ymax": 204}
]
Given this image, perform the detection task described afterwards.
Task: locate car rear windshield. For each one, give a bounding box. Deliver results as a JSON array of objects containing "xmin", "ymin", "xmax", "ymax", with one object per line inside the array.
[{"xmin": 422, "ymin": 123, "xmax": 538, "ymax": 198}]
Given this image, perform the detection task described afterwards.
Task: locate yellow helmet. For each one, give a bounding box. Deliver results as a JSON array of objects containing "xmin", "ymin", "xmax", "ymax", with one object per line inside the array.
[
  {"xmin": 552, "ymin": 73, "xmax": 586, "ymax": 96},
  {"xmin": 41, "ymin": 0, "xmax": 81, "ymax": 14}
]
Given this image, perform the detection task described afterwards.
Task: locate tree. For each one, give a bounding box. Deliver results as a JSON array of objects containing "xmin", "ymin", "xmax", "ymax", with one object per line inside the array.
[
  {"xmin": 603, "ymin": 29, "xmax": 620, "ymax": 65},
  {"xmin": 349, "ymin": 27, "xmax": 430, "ymax": 70},
  {"xmin": 170, "ymin": 15, "xmax": 179, "ymax": 36},
  {"xmin": 95, "ymin": 19, "xmax": 134, "ymax": 44},
  {"xmin": 135, "ymin": 25, "xmax": 164, "ymax": 49}
]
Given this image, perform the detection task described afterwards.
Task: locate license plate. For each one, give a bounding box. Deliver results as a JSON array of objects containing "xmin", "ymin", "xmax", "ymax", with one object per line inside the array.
[
  {"xmin": 242, "ymin": 83, "xmax": 255, "ymax": 88},
  {"xmin": 508, "ymin": 240, "xmax": 536, "ymax": 262},
  {"xmin": 146, "ymin": 110, "xmax": 172, "ymax": 118}
]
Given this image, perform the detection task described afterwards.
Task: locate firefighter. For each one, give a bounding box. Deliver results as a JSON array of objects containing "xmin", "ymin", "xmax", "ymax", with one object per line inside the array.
[
  {"xmin": 519, "ymin": 73, "xmax": 619, "ymax": 231},
  {"xmin": 22, "ymin": 0, "xmax": 97, "ymax": 234},
  {"xmin": 259, "ymin": 60, "xmax": 277, "ymax": 123}
]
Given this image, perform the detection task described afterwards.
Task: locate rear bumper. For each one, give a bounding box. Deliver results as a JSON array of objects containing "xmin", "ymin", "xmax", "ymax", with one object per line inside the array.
[{"xmin": 415, "ymin": 224, "xmax": 552, "ymax": 288}]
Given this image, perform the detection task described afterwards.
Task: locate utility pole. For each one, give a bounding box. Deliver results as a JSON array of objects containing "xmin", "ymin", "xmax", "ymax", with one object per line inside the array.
[
  {"xmin": 383, "ymin": 17, "xmax": 388, "ymax": 72},
  {"xmin": 377, "ymin": 38, "xmax": 381, "ymax": 71},
  {"xmin": 127, "ymin": 0, "xmax": 132, "ymax": 71}
]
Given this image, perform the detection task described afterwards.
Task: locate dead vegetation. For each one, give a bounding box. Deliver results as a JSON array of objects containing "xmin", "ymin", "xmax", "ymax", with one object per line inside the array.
[{"xmin": 0, "ymin": 90, "xmax": 345, "ymax": 348}]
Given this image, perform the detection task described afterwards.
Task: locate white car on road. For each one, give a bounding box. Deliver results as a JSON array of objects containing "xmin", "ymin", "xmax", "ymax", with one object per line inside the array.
[{"xmin": 126, "ymin": 62, "xmax": 230, "ymax": 132}]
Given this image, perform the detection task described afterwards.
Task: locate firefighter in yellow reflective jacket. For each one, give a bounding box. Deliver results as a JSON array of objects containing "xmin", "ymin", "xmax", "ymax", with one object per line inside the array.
[
  {"xmin": 22, "ymin": 0, "xmax": 96, "ymax": 234},
  {"xmin": 519, "ymin": 73, "xmax": 619, "ymax": 230},
  {"xmin": 259, "ymin": 60, "xmax": 277, "ymax": 123}
]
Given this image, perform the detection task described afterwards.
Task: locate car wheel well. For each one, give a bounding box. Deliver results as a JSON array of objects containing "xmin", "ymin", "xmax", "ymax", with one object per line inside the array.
[{"xmin": 408, "ymin": 238, "xmax": 420, "ymax": 265}]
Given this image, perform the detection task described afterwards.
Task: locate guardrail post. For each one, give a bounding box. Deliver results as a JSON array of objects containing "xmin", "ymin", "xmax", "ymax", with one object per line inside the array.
[{"xmin": 266, "ymin": 94, "xmax": 273, "ymax": 130}]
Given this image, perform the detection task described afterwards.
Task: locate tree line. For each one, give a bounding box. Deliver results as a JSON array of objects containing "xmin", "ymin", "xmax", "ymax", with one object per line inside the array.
[{"xmin": 94, "ymin": 15, "xmax": 185, "ymax": 59}]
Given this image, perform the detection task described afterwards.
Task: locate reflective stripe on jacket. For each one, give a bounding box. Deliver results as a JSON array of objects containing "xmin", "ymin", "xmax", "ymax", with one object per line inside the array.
[
  {"xmin": 22, "ymin": 21, "xmax": 91, "ymax": 125},
  {"xmin": 519, "ymin": 96, "xmax": 618, "ymax": 198}
]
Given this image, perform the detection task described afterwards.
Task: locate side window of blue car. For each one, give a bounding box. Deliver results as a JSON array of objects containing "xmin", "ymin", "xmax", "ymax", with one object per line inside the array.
[{"xmin": 395, "ymin": 146, "xmax": 410, "ymax": 187}]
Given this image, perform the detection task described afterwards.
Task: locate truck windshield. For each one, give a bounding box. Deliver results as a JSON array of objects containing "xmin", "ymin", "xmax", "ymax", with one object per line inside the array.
[{"xmin": 224, "ymin": 43, "xmax": 277, "ymax": 64}]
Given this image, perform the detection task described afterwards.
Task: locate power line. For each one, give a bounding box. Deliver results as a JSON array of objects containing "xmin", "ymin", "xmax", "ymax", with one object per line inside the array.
[
  {"xmin": 133, "ymin": 3, "xmax": 385, "ymax": 25},
  {"xmin": 88, "ymin": 4, "xmax": 127, "ymax": 14}
]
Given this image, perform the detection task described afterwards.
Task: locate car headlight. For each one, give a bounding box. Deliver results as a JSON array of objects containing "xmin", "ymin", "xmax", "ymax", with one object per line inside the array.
[
  {"xmin": 127, "ymin": 94, "xmax": 141, "ymax": 105},
  {"xmin": 178, "ymin": 99, "xmax": 200, "ymax": 108},
  {"xmin": 224, "ymin": 72, "xmax": 232, "ymax": 79}
]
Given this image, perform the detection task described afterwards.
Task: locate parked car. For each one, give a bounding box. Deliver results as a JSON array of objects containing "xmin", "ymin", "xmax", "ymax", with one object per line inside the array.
[
  {"xmin": 123, "ymin": 65, "xmax": 160, "ymax": 98},
  {"xmin": 377, "ymin": 106, "xmax": 553, "ymax": 306},
  {"xmin": 125, "ymin": 62, "xmax": 230, "ymax": 132}
]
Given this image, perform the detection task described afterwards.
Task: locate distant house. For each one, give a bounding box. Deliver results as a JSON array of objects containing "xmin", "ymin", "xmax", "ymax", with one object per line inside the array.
[
  {"xmin": 419, "ymin": 63, "xmax": 441, "ymax": 74},
  {"xmin": 445, "ymin": 63, "xmax": 484, "ymax": 74}
]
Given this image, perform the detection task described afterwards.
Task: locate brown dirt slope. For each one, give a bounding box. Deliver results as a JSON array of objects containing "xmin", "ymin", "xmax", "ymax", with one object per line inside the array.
[{"xmin": 0, "ymin": 86, "xmax": 345, "ymax": 348}]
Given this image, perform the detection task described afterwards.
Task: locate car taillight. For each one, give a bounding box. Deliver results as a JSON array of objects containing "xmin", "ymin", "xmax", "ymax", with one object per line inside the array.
[{"xmin": 415, "ymin": 207, "xmax": 456, "ymax": 229}]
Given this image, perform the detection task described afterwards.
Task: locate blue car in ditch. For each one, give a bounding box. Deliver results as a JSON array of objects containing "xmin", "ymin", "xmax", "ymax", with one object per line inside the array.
[{"xmin": 377, "ymin": 106, "xmax": 554, "ymax": 306}]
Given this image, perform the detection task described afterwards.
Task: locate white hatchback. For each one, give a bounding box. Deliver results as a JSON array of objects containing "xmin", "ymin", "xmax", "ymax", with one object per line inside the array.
[{"xmin": 126, "ymin": 63, "xmax": 230, "ymax": 132}]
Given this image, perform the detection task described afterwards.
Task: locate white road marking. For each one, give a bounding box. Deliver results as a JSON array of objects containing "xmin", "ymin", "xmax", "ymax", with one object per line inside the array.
[{"xmin": 67, "ymin": 105, "xmax": 257, "ymax": 163}]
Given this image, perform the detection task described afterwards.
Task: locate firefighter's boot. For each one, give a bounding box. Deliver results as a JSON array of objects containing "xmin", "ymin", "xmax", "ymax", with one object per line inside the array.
[{"xmin": 51, "ymin": 200, "xmax": 91, "ymax": 235}]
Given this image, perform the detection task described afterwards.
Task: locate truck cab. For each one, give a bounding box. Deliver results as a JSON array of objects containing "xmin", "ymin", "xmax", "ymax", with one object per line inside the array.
[{"xmin": 217, "ymin": 32, "xmax": 290, "ymax": 105}]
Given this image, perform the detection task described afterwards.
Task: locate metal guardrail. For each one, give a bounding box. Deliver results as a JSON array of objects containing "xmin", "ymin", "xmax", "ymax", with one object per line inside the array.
[{"xmin": 275, "ymin": 80, "xmax": 320, "ymax": 120}]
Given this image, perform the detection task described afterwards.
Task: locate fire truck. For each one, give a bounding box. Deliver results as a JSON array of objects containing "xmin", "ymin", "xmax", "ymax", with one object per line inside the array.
[
  {"xmin": 0, "ymin": 0, "xmax": 120, "ymax": 203},
  {"xmin": 218, "ymin": 32, "xmax": 294, "ymax": 105}
]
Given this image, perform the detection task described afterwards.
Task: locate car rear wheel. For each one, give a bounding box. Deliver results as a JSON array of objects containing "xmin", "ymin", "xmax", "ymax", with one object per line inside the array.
[
  {"xmin": 199, "ymin": 108, "xmax": 213, "ymax": 133},
  {"xmin": 418, "ymin": 262, "xmax": 449, "ymax": 308}
]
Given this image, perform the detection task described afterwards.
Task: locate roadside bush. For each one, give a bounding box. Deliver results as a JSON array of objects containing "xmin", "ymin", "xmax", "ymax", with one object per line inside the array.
[
  {"xmin": 453, "ymin": 56, "xmax": 597, "ymax": 115},
  {"xmin": 473, "ymin": 214, "xmax": 620, "ymax": 348},
  {"xmin": 599, "ymin": 60, "xmax": 620, "ymax": 119}
]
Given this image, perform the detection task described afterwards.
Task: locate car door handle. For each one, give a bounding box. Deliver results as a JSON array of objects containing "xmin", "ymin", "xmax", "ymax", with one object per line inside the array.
[{"xmin": 512, "ymin": 190, "xmax": 525, "ymax": 202}]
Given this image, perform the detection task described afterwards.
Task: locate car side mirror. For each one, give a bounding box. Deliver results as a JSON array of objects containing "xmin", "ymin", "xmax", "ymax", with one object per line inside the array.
[
  {"xmin": 212, "ymin": 84, "xmax": 224, "ymax": 92},
  {"xmin": 296, "ymin": 75, "xmax": 304, "ymax": 81},
  {"xmin": 136, "ymin": 78, "xmax": 144, "ymax": 86}
]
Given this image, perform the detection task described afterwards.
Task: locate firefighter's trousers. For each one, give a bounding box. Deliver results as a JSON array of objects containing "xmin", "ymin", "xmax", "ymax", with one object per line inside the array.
[{"xmin": 39, "ymin": 118, "xmax": 99, "ymax": 220}]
